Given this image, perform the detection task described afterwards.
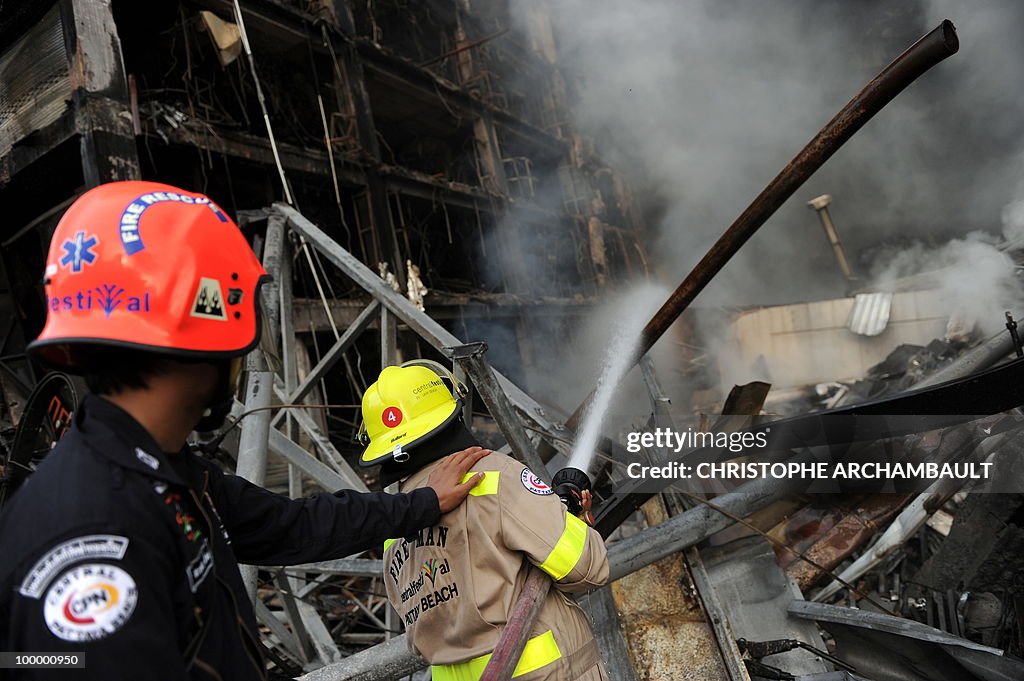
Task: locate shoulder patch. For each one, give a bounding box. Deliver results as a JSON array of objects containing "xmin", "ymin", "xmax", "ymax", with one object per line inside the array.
[
  {"xmin": 521, "ymin": 468, "xmax": 554, "ymax": 496},
  {"xmin": 44, "ymin": 563, "xmax": 138, "ymax": 642},
  {"xmin": 135, "ymin": 447, "xmax": 160, "ymax": 470},
  {"xmin": 19, "ymin": 535, "xmax": 129, "ymax": 599}
]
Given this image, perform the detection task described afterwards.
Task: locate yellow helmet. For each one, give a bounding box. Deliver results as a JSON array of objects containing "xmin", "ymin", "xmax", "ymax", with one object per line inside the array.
[{"xmin": 358, "ymin": 360, "xmax": 466, "ymax": 467}]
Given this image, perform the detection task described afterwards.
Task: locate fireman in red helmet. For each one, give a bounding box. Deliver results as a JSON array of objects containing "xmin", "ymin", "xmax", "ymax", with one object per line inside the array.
[{"xmin": 0, "ymin": 181, "xmax": 488, "ymax": 680}]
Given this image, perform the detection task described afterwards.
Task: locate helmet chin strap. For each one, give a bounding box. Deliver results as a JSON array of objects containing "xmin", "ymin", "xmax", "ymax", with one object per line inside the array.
[
  {"xmin": 194, "ymin": 360, "xmax": 237, "ymax": 433},
  {"xmin": 195, "ymin": 395, "xmax": 233, "ymax": 433}
]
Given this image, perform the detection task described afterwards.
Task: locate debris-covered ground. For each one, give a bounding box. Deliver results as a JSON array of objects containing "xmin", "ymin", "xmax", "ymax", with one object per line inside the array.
[{"xmin": 707, "ymin": 326, "xmax": 1024, "ymax": 680}]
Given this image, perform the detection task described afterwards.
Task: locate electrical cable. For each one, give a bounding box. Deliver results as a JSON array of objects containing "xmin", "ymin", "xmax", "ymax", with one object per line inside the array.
[
  {"xmin": 198, "ymin": 402, "xmax": 352, "ymax": 454},
  {"xmin": 230, "ymin": 0, "xmax": 294, "ymax": 205}
]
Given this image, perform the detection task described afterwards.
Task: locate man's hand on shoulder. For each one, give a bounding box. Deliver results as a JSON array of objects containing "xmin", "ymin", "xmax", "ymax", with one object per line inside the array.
[{"xmin": 427, "ymin": 446, "xmax": 492, "ymax": 513}]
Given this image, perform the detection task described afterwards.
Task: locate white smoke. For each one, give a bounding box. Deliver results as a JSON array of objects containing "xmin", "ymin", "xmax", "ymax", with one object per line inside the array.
[
  {"xmin": 519, "ymin": 283, "xmax": 672, "ymax": 415},
  {"xmin": 494, "ymin": 0, "xmax": 1024, "ymax": 407},
  {"xmin": 1001, "ymin": 149, "xmax": 1024, "ymax": 247},
  {"xmin": 869, "ymin": 233, "xmax": 1022, "ymax": 338}
]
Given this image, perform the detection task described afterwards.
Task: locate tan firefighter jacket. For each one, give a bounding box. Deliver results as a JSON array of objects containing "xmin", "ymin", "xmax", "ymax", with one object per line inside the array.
[{"xmin": 382, "ymin": 452, "xmax": 610, "ymax": 681}]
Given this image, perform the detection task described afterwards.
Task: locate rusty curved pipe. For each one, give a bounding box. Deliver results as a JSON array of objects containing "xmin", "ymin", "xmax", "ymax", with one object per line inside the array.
[{"xmin": 566, "ymin": 20, "xmax": 959, "ymax": 432}]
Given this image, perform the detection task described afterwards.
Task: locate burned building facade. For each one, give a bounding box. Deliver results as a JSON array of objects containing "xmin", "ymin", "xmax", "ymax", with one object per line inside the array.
[{"xmin": 0, "ymin": 0, "xmax": 646, "ymax": 425}]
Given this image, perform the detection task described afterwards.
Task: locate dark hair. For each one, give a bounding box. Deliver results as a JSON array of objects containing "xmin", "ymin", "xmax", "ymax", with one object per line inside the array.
[{"xmin": 82, "ymin": 347, "xmax": 172, "ymax": 395}]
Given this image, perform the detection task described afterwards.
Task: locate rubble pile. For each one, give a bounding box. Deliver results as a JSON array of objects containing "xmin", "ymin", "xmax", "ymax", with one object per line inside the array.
[{"xmin": 723, "ymin": 329, "xmax": 1024, "ymax": 680}]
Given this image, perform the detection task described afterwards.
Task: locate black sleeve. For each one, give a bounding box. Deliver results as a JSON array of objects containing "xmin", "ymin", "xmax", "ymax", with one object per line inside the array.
[
  {"xmin": 211, "ymin": 471, "xmax": 441, "ymax": 565},
  {"xmin": 5, "ymin": 532, "xmax": 189, "ymax": 681}
]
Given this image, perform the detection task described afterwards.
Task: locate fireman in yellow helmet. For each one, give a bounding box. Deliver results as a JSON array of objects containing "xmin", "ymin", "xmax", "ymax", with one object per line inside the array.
[{"xmin": 360, "ymin": 361, "xmax": 610, "ymax": 680}]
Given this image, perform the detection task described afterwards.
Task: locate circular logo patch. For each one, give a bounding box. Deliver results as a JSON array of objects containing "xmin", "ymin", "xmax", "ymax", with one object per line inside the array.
[
  {"xmin": 382, "ymin": 406, "xmax": 404, "ymax": 428},
  {"xmin": 521, "ymin": 468, "xmax": 553, "ymax": 495},
  {"xmin": 44, "ymin": 563, "xmax": 138, "ymax": 642}
]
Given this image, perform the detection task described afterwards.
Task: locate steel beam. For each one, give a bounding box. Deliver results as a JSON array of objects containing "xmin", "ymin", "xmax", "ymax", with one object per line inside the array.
[
  {"xmin": 297, "ymin": 599, "xmax": 343, "ymax": 666},
  {"xmin": 236, "ymin": 218, "xmax": 286, "ymax": 599},
  {"xmin": 788, "ymin": 601, "xmax": 1004, "ymax": 654},
  {"xmin": 291, "ymin": 295, "xmax": 592, "ymax": 332},
  {"xmin": 579, "ymin": 588, "xmax": 639, "ymax": 681},
  {"xmin": 298, "ymin": 635, "xmax": 423, "ymax": 681},
  {"xmin": 607, "ymin": 453, "xmax": 811, "ymax": 583},
  {"xmin": 237, "ymin": 215, "xmax": 286, "ymax": 486},
  {"xmin": 236, "ymin": 370, "xmax": 276, "ymax": 485},
  {"xmin": 637, "ymin": 355, "xmax": 749, "ymax": 681},
  {"xmin": 236, "ymin": 378, "xmax": 274, "ymax": 603},
  {"xmin": 380, "ymin": 307, "xmax": 398, "ymax": 367},
  {"xmin": 287, "ymin": 301, "xmax": 378, "ymax": 406},
  {"xmin": 274, "ymin": 203, "xmax": 572, "ymax": 442},
  {"xmin": 273, "ymin": 572, "xmax": 315, "ymax": 664},
  {"xmin": 267, "ymin": 429, "xmax": 357, "ymax": 492},
  {"xmin": 449, "ymin": 342, "xmax": 549, "ymax": 479},
  {"xmin": 254, "ymin": 598, "xmax": 304, "ymax": 663},
  {"xmin": 453, "ymin": 362, "xmax": 473, "ymax": 425},
  {"xmin": 273, "ymin": 392, "xmax": 368, "ymax": 492},
  {"xmin": 278, "ymin": 233, "xmax": 305, "ymax": 501},
  {"xmin": 288, "ymin": 558, "xmax": 383, "ymax": 578},
  {"xmin": 685, "ymin": 546, "xmax": 750, "ymax": 681},
  {"xmin": 260, "ymin": 215, "xmax": 286, "ymax": 347}
]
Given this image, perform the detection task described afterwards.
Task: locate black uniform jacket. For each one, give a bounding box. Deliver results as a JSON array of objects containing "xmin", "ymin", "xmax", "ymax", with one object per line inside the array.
[{"xmin": 0, "ymin": 395, "xmax": 440, "ymax": 680}]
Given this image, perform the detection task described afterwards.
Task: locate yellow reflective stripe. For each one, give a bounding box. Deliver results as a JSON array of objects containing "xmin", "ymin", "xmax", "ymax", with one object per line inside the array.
[
  {"xmin": 538, "ymin": 513, "xmax": 588, "ymax": 581},
  {"xmin": 508, "ymin": 631, "xmax": 561, "ymax": 676},
  {"xmin": 431, "ymin": 630, "xmax": 561, "ymax": 681},
  {"xmin": 385, "ymin": 473, "xmax": 498, "ymax": 552},
  {"xmin": 459, "ymin": 471, "xmax": 500, "ymax": 496}
]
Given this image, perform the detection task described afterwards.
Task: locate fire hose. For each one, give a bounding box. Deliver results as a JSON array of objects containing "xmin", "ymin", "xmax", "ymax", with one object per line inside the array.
[{"xmin": 480, "ymin": 20, "xmax": 960, "ymax": 681}]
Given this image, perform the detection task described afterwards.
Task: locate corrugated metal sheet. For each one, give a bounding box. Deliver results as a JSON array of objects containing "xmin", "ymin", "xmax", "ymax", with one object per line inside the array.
[
  {"xmin": 848, "ymin": 292, "xmax": 893, "ymax": 337},
  {"xmin": 727, "ymin": 290, "xmax": 947, "ymax": 389},
  {"xmin": 0, "ymin": 4, "xmax": 71, "ymax": 158}
]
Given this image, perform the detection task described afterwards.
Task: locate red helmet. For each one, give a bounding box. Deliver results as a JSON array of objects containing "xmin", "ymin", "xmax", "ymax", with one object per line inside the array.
[{"xmin": 28, "ymin": 181, "xmax": 269, "ymax": 371}]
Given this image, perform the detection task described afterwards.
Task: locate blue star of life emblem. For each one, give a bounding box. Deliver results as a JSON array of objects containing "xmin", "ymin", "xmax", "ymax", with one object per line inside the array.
[{"xmin": 60, "ymin": 231, "xmax": 99, "ymax": 273}]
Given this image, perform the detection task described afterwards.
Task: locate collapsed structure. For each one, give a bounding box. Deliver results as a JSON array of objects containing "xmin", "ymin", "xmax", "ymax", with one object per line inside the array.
[{"xmin": 1, "ymin": 3, "xmax": 1023, "ymax": 681}]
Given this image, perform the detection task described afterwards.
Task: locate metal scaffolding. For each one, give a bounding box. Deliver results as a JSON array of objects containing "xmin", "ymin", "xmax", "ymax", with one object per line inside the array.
[{"xmin": 227, "ymin": 202, "xmax": 588, "ymax": 674}]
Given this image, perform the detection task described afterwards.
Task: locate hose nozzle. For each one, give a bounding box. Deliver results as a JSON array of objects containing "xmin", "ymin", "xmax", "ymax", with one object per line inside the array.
[{"xmin": 552, "ymin": 467, "xmax": 592, "ymax": 516}]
